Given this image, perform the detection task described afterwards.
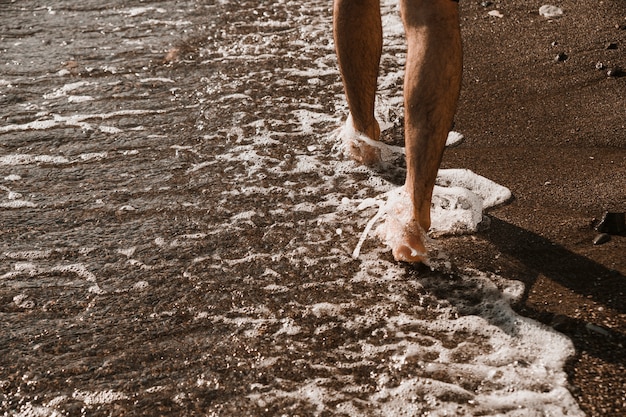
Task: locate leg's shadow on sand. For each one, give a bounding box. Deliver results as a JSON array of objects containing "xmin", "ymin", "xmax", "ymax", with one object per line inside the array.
[
  {"xmin": 482, "ymin": 217, "xmax": 625, "ymax": 366},
  {"xmin": 484, "ymin": 218, "xmax": 624, "ymax": 312}
]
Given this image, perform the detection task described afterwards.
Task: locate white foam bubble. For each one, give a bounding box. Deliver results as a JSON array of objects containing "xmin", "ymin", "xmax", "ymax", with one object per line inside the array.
[
  {"xmin": 430, "ymin": 185, "xmax": 484, "ymax": 235},
  {"xmin": 143, "ymin": 18, "xmax": 192, "ymax": 27},
  {"xmin": 121, "ymin": 7, "xmax": 166, "ymax": 17},
  {"xmin": 0, "ymin": 119, "xmax": 57, "ymax": 133},
  {"xmin": 132, "ymin": 280, "xmax": 149, "ymax": 291},
  {"xmin": 72, "ymin": 390, "xmax": 128, "ymax": 406},
  {"xmin": 43, "ymin": 81, "xmax": 91, "ymax": 100},
  {"xmin": 67, "ymin": 95, "xmax": 94, "ymax": 103},
  {"xmin": 381, "ymin": 0, "xmax": 403, "ymax": 37},
  {"xmin": 117, "ymin": 247, "xmax": 136, "ymax": 257},
  {"xmin": 0, "ymin": 200, "xmax": 37, "ymax": 208},
  {"xmin": 539, "ymin": 5, "xmax": 564, "ymax": 18},
  {"xmin": 100, "ymin": 125, "xmax": 123, "ymax": 134},
  {"xmin": 291, "ymin": 109, "xmax": 334, "ymax": 135},
  {"xmin": 0, "ymin": 185, "xmax": 36, "ymax": 208},
  {"xmin": 13, "ymin": 294, "xmax": 35, "ymax": 309},
  {"xmin": 293, "ymin": 154, "xmax": 320, "ymax": 173},
  {"xmin": 51, "ymin": 264, "xmax": 97, "ymax": 282},
  {"xmin": 13, "ymin": 262, "xmax": 37, "ymax": 272},
  {"xmin": 0, "ymin": 154, "xmax": 69, "ymax": 165},
  {"xmin": 77, "ymin": 152, "xmax": 108, "ymax": 161},
  {"xmin": 436, "ymin": 168, "xmax": 512, "ymax": 209},
  {"xmin": 4, "ymin": 250, "xmax": 52, "ymax": 260},
  {"xmin": 9, "ymin": 403, "xmax": 60, "ymax": 417},
  {"xmin": 180, "ymin": 233, "xmax": 207, "ymax": 240},
  {"xmin": 309, "ymin": 302, "xmax": 348, "ymax": 318},
  {"xmin": 273, "ymin": 318, "xmax": 302, "ymax": 336},
  {"xmin": 230, "ymin": 210, "xmax": 256, "ymax": 221},
  {"xmin": 0, "ymin": 109, "xmax": 165, "ymax": 133},
  {"xmin": 139, "ymin": 77, "xmax": 175, "ymax": 83}
]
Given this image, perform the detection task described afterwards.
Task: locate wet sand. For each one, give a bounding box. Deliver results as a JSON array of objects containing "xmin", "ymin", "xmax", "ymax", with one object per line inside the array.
[{"xmin": 1, "ymin": 0, "xmax": 625, "ymax": 415}]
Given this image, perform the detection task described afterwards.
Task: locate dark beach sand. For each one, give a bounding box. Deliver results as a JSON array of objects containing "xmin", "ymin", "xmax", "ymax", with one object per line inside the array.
[{"xmin": 444, "ymin": 1, "xmax": 625, "ymax": 414}]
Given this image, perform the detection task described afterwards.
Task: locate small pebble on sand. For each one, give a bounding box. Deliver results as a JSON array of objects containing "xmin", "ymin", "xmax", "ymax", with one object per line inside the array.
[
  {"xmin": 593, "ymin": 233, "xmax": 611, "ymax": 245},
  {"xmin": 555, "ymin": 52, "xmax": 568, "ymax": 62},
  {"xmin": 606, "ymin": 67, "xmax": 623, "ymax": 77}
]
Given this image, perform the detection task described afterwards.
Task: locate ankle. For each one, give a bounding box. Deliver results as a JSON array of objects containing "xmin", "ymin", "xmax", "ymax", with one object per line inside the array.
[{"xmin": 349, "ymin": 114, "xmax": 380, "ymax": 141}]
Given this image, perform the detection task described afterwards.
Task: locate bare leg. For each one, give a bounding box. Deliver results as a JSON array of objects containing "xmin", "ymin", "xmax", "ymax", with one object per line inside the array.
[
  {"xmin": 393, "ymin": 0, "xmax": 462, "ymax": 261},
  {"xmin": 333, "ymin": 0, "xmax": 383, "ymax": 165}
]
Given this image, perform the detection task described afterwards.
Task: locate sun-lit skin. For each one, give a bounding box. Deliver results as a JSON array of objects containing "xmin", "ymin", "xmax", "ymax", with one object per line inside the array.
[{"xmin": 334, "ymin": 0, "xmax": 462, "ymax": 262}]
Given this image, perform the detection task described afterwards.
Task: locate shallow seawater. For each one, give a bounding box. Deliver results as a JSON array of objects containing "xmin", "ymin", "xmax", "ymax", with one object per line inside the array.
[{"xmin": 1, "ymin": 1, "xmax": 583, "ymax": 415}]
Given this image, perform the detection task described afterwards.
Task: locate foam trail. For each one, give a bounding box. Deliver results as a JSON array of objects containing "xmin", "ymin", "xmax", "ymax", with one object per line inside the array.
[
  {"xmin": 0, "ymin": 109, "xmax": 167, "ymax": 133},
  {"xmin": 352, "ymin": 202, "xmax": 385, "ymax": 259}
]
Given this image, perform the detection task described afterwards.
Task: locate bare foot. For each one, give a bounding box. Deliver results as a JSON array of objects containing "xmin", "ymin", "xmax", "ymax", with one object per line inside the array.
[
  {"xmin": 390, "ymin": 227, "xmax": 427, "ymax": 262},
  {"xmin": 341, "ymin": 116, "xmax": 382, "ymax": 166},
  {"xmin": 375, "ymin": 187, "xmax": 428, "ymax": 263},
  {"xmin": 346, "ymin": 137, "xmax": 382, "ymax": 166}
]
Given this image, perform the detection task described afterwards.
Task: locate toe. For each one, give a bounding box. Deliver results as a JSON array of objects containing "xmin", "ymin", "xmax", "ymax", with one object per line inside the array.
[{"xmin": 392, "ymin": 238, "xmax": 426, "ymax": 263}]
